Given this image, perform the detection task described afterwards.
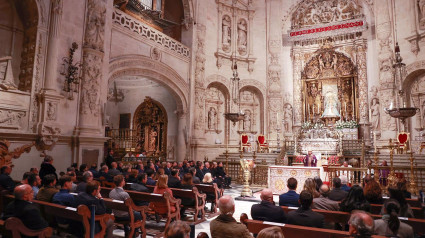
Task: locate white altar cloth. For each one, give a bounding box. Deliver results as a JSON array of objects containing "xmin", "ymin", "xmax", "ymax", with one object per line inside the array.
[{"xmin": 268, "ymin": 166, "xmax": 323, "ymax": 194}]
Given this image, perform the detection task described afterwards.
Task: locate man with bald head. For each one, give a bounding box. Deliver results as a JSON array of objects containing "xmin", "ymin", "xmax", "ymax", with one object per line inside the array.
[
  {"xmin": 2, "ymin": 184, "xmax": 48, "ymax": 230},
  {"xmin": 348, "ymin": 211, "xmax": 374, "ymax": 238},
  {"xmin": 210, "ymin": 195, "xmax": 253, "ymax": 238},
  {"xmin": 312, "ymin": 184, "xmax": 339, "ymax": 211},
  {"xmin": 251, "ymin": 188, "xmax": 286, "ymax": 222}
]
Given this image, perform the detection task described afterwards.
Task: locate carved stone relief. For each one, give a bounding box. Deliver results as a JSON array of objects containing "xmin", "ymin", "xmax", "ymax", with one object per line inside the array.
[
  {"xmin": 215, "ymin": 0, "xmax": 255, "ymax": 72},
  {"xmin": 419, "ymin": 0, "xmax": 425, "ymax": 29},
  {"xmin": 303, "ymin": 50, "xmax": 354, "ymax": 79},
  {"xmin": 195, "ymin": 25, "xmax": 206, "ymax": 88},
  {"xmin": 80, "ymin": 52, "xmax": 101, "ymax": 117},
  {"xmin": 291, "ymin": 0, "xmax": 363, "ymax": 29},
  {"xmin": 36, "ymin": 125, "xmax": 61, "ymax": 151},
  {"xmin": 0, "ymin": 110, "xmax": 26, "ymax": 129},
  {"xmin": 46, "ymin": 102, "xmax": 57, "ymax": 121},
  {"xmin": 150, "ymin": 47, "xmax": 161, "ymax": 61},
  {"xmin": 84, "ymin": 0, "xmax": 106, "ymax": 52},
  {"xmin": 239, "ymin": 89, "xmax": 260, "ymax": 134},
  {"xmin": 283, "ymin": 103, "xmax": 293, "ymax": 133},
  {"xmin": 205, "ymin": 86, "xmax": 224, "ymax": 133}
]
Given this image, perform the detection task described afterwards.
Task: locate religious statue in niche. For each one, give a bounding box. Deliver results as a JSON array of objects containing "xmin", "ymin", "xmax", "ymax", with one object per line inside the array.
[
  {"xmin": 419, "ymin": 0, "xmax": 425, "ymax": 29},
  {"xmin": 207, "ymin": 107, "xmax": 217, "ymax": 130},
  {"xmin": 222, "ymin": 15, "xmax": 231, "ymax": 52},
  {"xmin": 149, "ymin": 128, "xmax": 158, "ymax": 152},
  {"xmin": 322, "ymin": 92, "xmax": 340, "ymax": 117},
  {"xmin": 243, "ymin": 110, "xmax": 251, "ymax": 132},
  {"xmin": 283, "ymin": 104, "xmax": 293, "ymax": 133},
  {"xmin": 237, "ymin": 19, "xmax": 247, "ymax": 55},
  {"xmin": 370, "ymin": 98, "xmax": 380, "ymax": 131}
]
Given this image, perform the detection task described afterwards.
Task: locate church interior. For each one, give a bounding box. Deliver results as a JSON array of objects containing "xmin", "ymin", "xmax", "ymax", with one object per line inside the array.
[{"xmin": 2, "ymin": 0, "xmax": 425, "ymax": 237}]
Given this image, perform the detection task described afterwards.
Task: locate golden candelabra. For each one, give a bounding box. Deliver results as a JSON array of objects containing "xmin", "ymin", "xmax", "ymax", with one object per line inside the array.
[
  {"xmin": 409, "ymin": 152, "xmax": 418, "ymax": 195},
  {"xmin": 374, "ymin": 150, "xmax": 379, "ymax": 183},
  {"xmin": 386, "ymin": 139, "xmax": 397, "ymax": 188},
  {"xmin": 240, "ymin": 151, "xmax": 253, "ymax": 197}
]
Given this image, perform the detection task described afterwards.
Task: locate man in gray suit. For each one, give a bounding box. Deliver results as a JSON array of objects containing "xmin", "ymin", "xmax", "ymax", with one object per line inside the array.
[{"xmin": 312, "ymin": 184, "xmax": 339, "ymax": 211}]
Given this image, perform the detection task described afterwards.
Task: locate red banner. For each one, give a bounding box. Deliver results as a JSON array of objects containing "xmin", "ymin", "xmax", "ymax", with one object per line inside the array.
[{"xmin": 289, "ymin": 20, "xmax": 364, "ymax": 38}]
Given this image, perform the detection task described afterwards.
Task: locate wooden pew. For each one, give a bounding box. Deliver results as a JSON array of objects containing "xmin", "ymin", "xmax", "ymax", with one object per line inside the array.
[
  {"xmin": 4, "ymin": 217, "xmax": 53, "ymax": 238},
  {"xmin": 369, "ymin": 203, "xmax": 423, "ymax": 219},
  {"xmin": 132, "ymin": 184, "xmax": 207, "ymax": 222},
  {"xmin": 281, "ymin": 206, "xmax": 425, "ymax": 234},
  {"xmin": 242, "ymin": 218, "xmax": 386, "ymax": 238},
  {"xmin": 195, "ymin": 183, "xmax": 223, "ymax": 213},
  {"xmin": 100, "ymin": 187, "xmax": 180, "ymax": 230},
  {"xmin": 1, "ymin": 195, "xmax": 114, "ymax": 238},
  {"xmin": 103, "ymin": 197, "xmax": 147, "ymax": 238}
]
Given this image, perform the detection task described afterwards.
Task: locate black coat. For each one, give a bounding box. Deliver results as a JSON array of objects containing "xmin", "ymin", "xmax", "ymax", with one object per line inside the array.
[
  {"xmin": 286, "ymin": 207, "xmax": 324, "ymax": 228},
  {"xmin": 196, "ymin": 167, "xmax": 205, "ymax": 181},
  {"xmin": 105, "ymin": 155, "xmax": 115, "ymax": 169},
  {"xmin": 215, "ymin": 167, "xmax": 226, "ymax": 178},
  {"xmin": 0, "ymin": 174, "xmax": 15, "ymax": 192},
  {"xmin": 74, "ymin": 192, "xmax": 108, "ymax": 234},
  {"xmin": 251, "ymin": 200, "xmax": 286, "ymax": 223},
  {"xmin": 39, "ymin": 162, "xmax": 57, "ymax": 181},
  {"xmin": 328, "ymin": 188, "xmax": 349, "ymax": 201},
  {"xmin": 3, "ymin": 199, "xmax": 49, "ymax": 230},
  {"xmin": 168, "ymin": 176, "xmax": 182, "ymax": 188}
]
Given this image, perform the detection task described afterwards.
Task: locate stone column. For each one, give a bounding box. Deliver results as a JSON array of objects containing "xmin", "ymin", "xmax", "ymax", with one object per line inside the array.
[
  {"xmin": 176, "ymin": 111, "xmax": 187, "ymax": 161},
  {"xmin": 292, "ymin": 50, "xmax": 303, "ymax": 129},
  {"xmin": 375, "ymin": 0, "xmax": 397, "ymax": 140},
  {"xmin": 266, "ymin": 0, "xmax": 283, "ymax": 143},
  {"xmin": 35, "ymin": 0, "xmax": 64, "ymax": 151},
  {"xmin": 193, "ymin": 24, "xmax": 206, "ymax": 142},
  {"xmin": 77, "ymin": 0, "xmax": 107, "ymax": 135},
  {"xmin": 355, "ymin": 39, "xmax": 370, "ymax": 141},
  {"xmin": 44, "ymin": 0, "xmax": 63, "ymax": 91}
]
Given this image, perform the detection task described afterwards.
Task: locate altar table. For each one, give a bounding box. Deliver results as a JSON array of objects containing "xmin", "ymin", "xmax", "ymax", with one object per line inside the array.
[{"xmin": 268, "ymin": 166, "xmax": 323, "ymax": 194}]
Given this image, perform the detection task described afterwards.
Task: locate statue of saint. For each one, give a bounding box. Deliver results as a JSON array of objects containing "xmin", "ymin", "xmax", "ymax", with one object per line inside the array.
[
  {"xmin": 370, "ymin": 98, "xmax": 380, "ymax": 131},
  {"xmin": 322, "ymin": 93, "xmax": 340, "ymax": 117},
  {"xmin": 237, "ymin": 19, "xmax": 247, "ymax": 47},
  {"xmin": 149, "ymin": 129, "xmax": 157, "ymax": 152},
  {"xmin": 243, "ymin": 110, "xmax": 251, "ymax": 131},
  {"xmin": 222, "ymin": 15, "xmax": 231, "ymax": 46},
  {"xmin": 283, "ymin": 104, "xmax": 293, "ymax": 133},
  {"xmin": 208, "ymin": 107, "xmax": 216, "ymax": 130}
]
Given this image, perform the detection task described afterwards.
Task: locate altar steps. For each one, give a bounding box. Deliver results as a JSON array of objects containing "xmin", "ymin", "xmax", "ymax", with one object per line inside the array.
[{"xmin": 215, "ymin": 152, "xmax": 280, "ymax": 165}]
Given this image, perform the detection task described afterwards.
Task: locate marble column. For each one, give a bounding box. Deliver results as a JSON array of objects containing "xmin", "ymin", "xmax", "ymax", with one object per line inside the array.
[{"xmin": 176, "ymin": 111, "xmax": 187, "ymax": 161}]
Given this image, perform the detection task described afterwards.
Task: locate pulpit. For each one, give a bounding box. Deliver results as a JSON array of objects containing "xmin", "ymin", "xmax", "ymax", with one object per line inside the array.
[
  {"xmin": 240, "ymin": 134, "xmax": 251, "ymax": 152},
  {"xmin": 257, "ymin": 134, "xmax": 269, "ymax": 153}
]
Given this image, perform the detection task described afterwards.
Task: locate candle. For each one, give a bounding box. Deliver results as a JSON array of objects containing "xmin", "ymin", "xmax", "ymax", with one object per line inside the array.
[
  {"xmin": 373, "ymin": 132, "xmax": 377, "ymax": 151},
  {"xmin": 313, "ymin": 104, "xmax": 315, "ymax": 115}
]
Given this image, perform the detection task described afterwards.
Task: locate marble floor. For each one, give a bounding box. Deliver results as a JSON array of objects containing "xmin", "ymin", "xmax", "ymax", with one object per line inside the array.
[{"xmin": 113, "ymin": 184, "xmax": 268, "ymax": 238}]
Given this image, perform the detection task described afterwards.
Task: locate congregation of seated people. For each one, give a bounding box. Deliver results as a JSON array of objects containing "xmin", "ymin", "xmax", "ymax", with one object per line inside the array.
[{"xmin": 0, "ymin": 155, "xmax": 420, "ymax": 238}]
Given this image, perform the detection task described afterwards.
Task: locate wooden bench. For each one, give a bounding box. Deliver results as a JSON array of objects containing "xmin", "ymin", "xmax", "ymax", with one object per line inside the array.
[
  {"xmin": 1, "ymin": 195, "xmax": 114, "ymax": 238},
  {"xmin": 142, "ymin": 185, "xmax": 207, "ymax": 222},
  {"xmin": 103, "ymin": 197, "xmax": 147, "ymax": 238},
  {"xmin": 281, "ymin": 206, "xmax": 425, "ymax": 234},
  {"xmin": 100, "ymin": 187, "xmax": 181, "ymax": 230},
  {"xmin": 369, "ymin": 203, "xmax": 423, "ymax": 219},
  {"xmin": 242, "ymin": 218, "xmax": 384, "ymax": 238},
  {"xmin": 4, "ymin": 217, "xmax": 53, "ymax": 238},
  {"xmin": 195, "ymin": 183, "xmax": 223, "ymax": 213}
]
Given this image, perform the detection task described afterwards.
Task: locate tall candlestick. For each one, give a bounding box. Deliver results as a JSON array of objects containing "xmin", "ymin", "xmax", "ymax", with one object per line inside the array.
[
  {"xmin": 313, "ymin": 104, "xmax": 315, "ymax": 116},
  {"xmin": 373, "ymin": 132, "xmax": 377, "ymax": 151}
]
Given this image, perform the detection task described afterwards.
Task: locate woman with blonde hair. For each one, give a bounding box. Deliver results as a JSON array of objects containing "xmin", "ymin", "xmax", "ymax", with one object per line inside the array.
[
  {"xmin": 303, "ymin": 178, "xmax": 320, "ymax": 198},
  {"xmin": 257, "ymin": 226, "xmax": 284, "ymax": 238},
  {"xmin": 150, "ymin": 174, "xmax": 176, "ymax": 214},
  {"xmin": 202, "ymin": 172, "xmax": 213, "ymax": 184}
]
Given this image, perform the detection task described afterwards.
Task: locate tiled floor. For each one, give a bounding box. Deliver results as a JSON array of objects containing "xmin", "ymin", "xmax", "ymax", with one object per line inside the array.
[{"xmin": 113, "ymin": 184, "xmax": 266, "ymax": 238}]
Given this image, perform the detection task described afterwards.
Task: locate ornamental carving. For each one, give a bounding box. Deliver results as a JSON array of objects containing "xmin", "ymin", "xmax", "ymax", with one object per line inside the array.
[
  {"xmin": 0, "ymin": 140, "xmax": 34, "ymax": 167},
  {"xmin": 80, "ymin": 52, "xmax": 101, "ymax": 117},
  {"xmin": 84, "ymin": 0, "xmax": 106, "ymax": 52},
  {"xmin": 46, "ymin": 102, "xmax": 57, "ymax": 121},
  {"xmin": 291, "ymin": 0, "xmax": 363, "ymax": 29},
  {"xmin": 303, "ymin": 49, "xmax": 355, "ymax": 79},
  {"xmin": 36, "ymin": 125, "xmax": 61, "ymax": 151},
  {"xmin": 0, "ymin": 110, "xmax": 26, "ymax": 129},
  {"xmin": 195, "ymin": 24, "xmax": 206, "ymax": 88},
  {"xmin": 205, "ymin": 86, "xmax": 224, "ymax": 133}
]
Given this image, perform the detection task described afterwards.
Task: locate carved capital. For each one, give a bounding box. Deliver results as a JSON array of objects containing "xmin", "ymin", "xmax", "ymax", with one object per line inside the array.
[{"xmin": 36, "ymin": 125, "xmax": 61, "ymax": 151}]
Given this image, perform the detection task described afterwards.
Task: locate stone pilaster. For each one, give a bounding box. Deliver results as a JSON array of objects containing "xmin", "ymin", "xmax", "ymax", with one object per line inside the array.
[{"xmin": 355, "ymin": 39, "xmax": 370, "ymax": 141}]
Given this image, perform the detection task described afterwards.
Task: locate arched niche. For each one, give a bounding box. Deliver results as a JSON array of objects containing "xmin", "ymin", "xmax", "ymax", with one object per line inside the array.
[
  {"xmin": 238, "ymin": 85, "xmax": 265, "ymax": 135},
  {"xmin": 205, "ymin": 81, "xmax": 230, "ymax": 145},
  {"xmin": 404, "ymin": 64, "xmax": 425, "ymax": 135},
  {"xmin": 0, "ymin": 0, "xmax": 39, "ymax": 91},
  {"xmin": 133, "ymin": 97, "xmax": 168, "ymax": 157}
]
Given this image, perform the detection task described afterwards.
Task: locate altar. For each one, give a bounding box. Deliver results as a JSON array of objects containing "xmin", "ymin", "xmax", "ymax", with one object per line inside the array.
[{"xmin": 268, "ymin": 166, "xmax": 323, "ymax": 194}]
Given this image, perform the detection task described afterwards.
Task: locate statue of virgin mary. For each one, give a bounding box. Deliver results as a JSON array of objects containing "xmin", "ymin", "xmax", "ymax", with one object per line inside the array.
[{"xmin": 321, "ymin": 93, "xmax": 340, "ymax": 118}]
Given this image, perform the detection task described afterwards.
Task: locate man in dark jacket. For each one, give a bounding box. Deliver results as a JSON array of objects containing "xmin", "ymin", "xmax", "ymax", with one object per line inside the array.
[
  {"xmin": 130, "ymin": 173, "xmax": 150, "ymax": 193},
  {"xmin": 190, "ymin": 167, "xmax": 201, "ymax": 184},
  {"xmin": 0, "ymin": 165, "xmax": 15, "ymax": 193},
  {"xmin": 195, "ymin": 161, "xmax": 205, "ymax": 182},
  {"xmin": 74, "ymin": 181, "xmax": 114, "ymax": 238},
  {"xmin": 328, "ymin": 177, "xmax": 348, "ymax": 201},
  {"xmin": 105, "ymin": 149, "xmax": 115, "ymax": 169},
  {"xmin": 216, "ymin": 162, "xmax": 231, "ymax": 188},
  {"xmin": 145, "ymin": 169, "xmax": 156, "ymax": 186},
  {"xmin": 168, "ymin": 169, "xmax": 182, "ymax": 188},
  {"xmin": 39, "ymin": 155, "xmax": 57, "ymax": 181},
  {"xmin": 286, "ymin": 190, "xmax": 324, "ymax": 228},
  {"xmin": 279, "ymin": 177, "xmax": 300, "ymax": 207},
  {"xmin": 2, "ymin": 184, "xmax": 48, "ymax": 230},
  {"xmin": 251, "ymin": 188, "xmax": 286, "ymax": 223},
  {"xmin": 89, "ymin": 163, "xmax": 100, "ymax": 179}
]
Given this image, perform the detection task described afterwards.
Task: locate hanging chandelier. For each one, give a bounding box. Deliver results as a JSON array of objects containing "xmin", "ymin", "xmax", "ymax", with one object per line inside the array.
[{"xmin": 224, "ymin": 61, "xmax": 245, "ymax": 125}]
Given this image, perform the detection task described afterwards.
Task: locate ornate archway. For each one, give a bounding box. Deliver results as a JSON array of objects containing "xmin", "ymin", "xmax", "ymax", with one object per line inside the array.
[{"xmin": 133, "ymin": 97, "xmax": 167, "ymax": 157}]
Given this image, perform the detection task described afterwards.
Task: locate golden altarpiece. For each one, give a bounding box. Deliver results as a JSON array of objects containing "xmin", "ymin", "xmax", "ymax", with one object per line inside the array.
[
  {"xmin": 302, "ymin": 45, "xmax": 359, "ymax": 126},
  {"xmin": 133, "ymin": 97, "xmax": 168, "ymax": 157}
]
